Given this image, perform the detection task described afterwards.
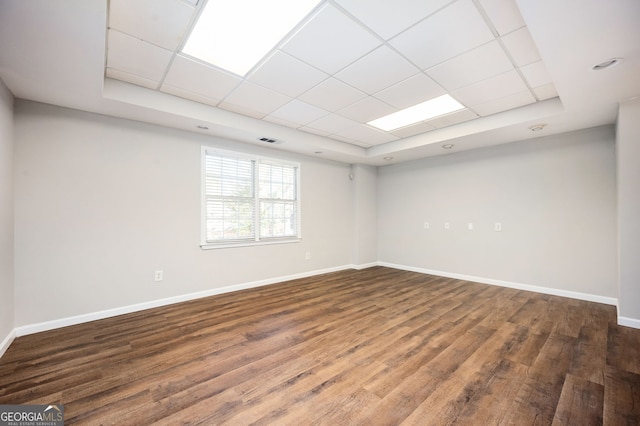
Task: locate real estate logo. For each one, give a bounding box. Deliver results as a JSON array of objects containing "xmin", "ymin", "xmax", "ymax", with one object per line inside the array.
[{"xmin": 0, "ymin": 404, "xmax": 64, "ymax": 426}]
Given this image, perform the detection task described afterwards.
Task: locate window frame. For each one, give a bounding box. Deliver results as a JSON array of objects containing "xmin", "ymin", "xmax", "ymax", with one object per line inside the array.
[{"xmin": 200, "ymin": 146, "xmax": 301, "ymax": 249}]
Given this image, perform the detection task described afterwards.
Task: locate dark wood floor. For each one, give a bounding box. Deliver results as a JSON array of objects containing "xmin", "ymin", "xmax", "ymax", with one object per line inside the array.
[{"xmin": 1, "ymin": 267, "xmax": 639, "ymax": 425}]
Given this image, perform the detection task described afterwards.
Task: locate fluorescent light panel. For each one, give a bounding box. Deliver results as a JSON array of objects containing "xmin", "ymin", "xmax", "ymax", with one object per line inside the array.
[
  {"xmin": 183, "ymin": 0, "xmax": 321, "ymax": 76},
  {"xmin": 368, "ymin": 95, "xmax": 466, "ymax": 131}
]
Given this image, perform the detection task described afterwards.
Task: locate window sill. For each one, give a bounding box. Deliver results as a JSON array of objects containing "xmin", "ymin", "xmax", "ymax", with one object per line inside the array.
[{"xmin": 200, "ymin": 238, "xmax": 301, "ymax": 250}]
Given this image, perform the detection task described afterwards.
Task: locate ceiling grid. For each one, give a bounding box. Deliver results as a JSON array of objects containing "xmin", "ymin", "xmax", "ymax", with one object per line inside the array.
[{"xmin": 105, "ymin": 0, "xmax": 558, "ymax": 148}]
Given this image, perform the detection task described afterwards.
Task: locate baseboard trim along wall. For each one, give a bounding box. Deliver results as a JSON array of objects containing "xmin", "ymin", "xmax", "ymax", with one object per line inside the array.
[
  {"xmin": 0, "ymin": 329, "xmax": 16, "ymax": 359},
  {"xmin": 14, "ymin": 264, "xmax": 357, "ymax": 338},
  {"xmin": 378, "ymin": 262, "xmax": 619, "ymax": 307},
  {"xmin": 352, "ymin": 262, "xmax": 379, "ymax": 270},
  {"xmin": 618, "ymin": 316, "xmax": 640, "ymax": 329},
  {"xmin": 4, "ymin": 261, "xmax": 634, "ymax": 350}
]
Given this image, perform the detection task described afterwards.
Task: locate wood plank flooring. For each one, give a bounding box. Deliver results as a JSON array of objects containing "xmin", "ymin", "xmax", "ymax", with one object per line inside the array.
[{"xmin": 1, "ymin": 267, "xmax": 639, "ymax": 425}]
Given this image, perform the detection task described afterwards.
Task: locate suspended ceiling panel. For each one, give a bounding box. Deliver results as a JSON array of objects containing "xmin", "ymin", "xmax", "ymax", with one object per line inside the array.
[{"xmin": 105, "ymin": 0, "xmax": 558, "ymax": 148}]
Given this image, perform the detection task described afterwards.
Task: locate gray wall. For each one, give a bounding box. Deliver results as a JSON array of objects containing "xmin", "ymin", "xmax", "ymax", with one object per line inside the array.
[
  {"xmin": 13, "ymin": 101, "xmax": 356, "ymax": 327},
  {"xmin": 0, "ymin": 78, "xmax": 14, "ymax": 351},
  {"xmin": 5, "ymin": 99, "xmax": 630, "ymax": 334},
  {"xmin": 352, "ymin": 164, "xmax": 378, "ymax": 266},
  {"xmin": 378, "ymin": 126, "xmax": 617, "ymax": 299},
  {"xmin": 617, "ymin": 99, "xmax": 640, "ymax": 326}
]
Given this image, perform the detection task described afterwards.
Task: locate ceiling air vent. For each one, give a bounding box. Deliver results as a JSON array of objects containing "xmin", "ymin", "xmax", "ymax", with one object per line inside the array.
[{"xmin": 258, "ymin": 137, "xmax": 281, "ymax": 144}]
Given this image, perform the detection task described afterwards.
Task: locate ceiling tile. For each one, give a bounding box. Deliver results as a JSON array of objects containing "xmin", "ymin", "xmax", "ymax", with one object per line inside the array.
[
  {"xmin": 161, "ymin": 84, "xmax": 219, "ymax": 107},
  {"xmin": 335, "ymin": 0, "xmax": 455, "ymax": 40},
  {"xmin": 471, "ymin": 90, "xmax": 536, "ymax": 116},
  {"xmin": 452, "ymin": 69, "xmax": 528, "ymax": 106},
  {"xmin": 374, "ymin": 73, "xmax": 446, "ymax": 109},
  {"xmin": 533, "ymin": 83, "xmax": 558, "ymax": 101},
  {"xmin": 426, "ymin": 41, "xmax": 514, "ymax": 91},
  {"xmin": 219, "ymin": 81, "xmax": 291, "ymax": 117},
  {"xmin": 249, "ymin": 51, "xmax": 328, "ymax": 98},
  {"xmin": 337, "ymin": 96, "xmax": 396, "ymax": 123},
  {"xmin": 109, "ymin": 0, "xmax": 195, "ymax": 50},
  {"xmin": 262, "ymin": 115, "xmax": 301, "ymax": 129},
  {"xmin": 477, "ymin": 0, "xmax": 525, "ymax": 35},
  {"xmin": 162, "ymin": 55, "xmax": 241, "ymax": 102},
  {"xmin": 299, "ymin": 126, "xmax": 332, "ymax": 137},
  {"xmin": 217, "ymin": 102, "xmax": 265, "ymax": 119},
  {"xmin": 335, "ymin": 45, "xmax": 419, "ymax": 94},
  {"xmin": 520, "ymin": 60, "xmax": 552, "ymax": 88},
  {"xmin": 106, "ymin": 68, "xmax": 159, "ymax": 90},
  {"xmin": 298, "ymin": 78, "xmax": 367, "ymax": 112},
  {"xmin": 282, "ymin": 3, "xmax": 381, "ymax": 74},
  {"xmin": 266, "ymin": 99, "xmax": 329, "ymax": 126},
  {"xmin": 426, "ymin": 108, "xmax": 479, "ymax": 128},
  {"xmin": 389, "ymin": 0, "xmax": 494, "ymax": 70},
  {"xmin": 107, "ymin": 30, "xmax": 173, "ymax": 82},
  {"xmin": 390, "ymin": 121, "xmax": 437, "ymax": 138},
  {"xmin": 334, "ymin": 124, "xmax": 399, "ymax": 145},
  {"xmin": 500, "ymin": 27, "xmax": 541, "ymax": 67},
  {"xmin": 306, "ymin": 114, "xmax": 360, "ymax": 134},
  {"xmin": 329, "ymin": 133, "xmax": 372, "ymax": 148}
]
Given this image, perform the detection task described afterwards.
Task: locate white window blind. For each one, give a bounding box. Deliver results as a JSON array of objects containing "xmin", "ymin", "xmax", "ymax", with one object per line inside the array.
[{"xmin": 202, "ymin": 148, "xmax": 300, "ymax": 247}]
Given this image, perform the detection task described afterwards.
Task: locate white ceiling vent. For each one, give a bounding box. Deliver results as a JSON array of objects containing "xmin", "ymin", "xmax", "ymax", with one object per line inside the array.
[{"xmin": 258, "ymin": 137, "xmax": 282, "ymax": 144}]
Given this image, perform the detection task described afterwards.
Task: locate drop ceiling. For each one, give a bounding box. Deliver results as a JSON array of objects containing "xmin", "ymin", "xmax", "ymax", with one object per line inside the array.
[{"xmin": 1, "ymin": 0, "xmax": 639, "ymax": 165}]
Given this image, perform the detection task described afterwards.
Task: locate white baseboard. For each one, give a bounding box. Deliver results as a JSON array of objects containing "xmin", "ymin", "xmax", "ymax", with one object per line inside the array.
[
  {"xmin": 0, "ymin": 329, "xmax": 16, "ymax": 359},
  {"xmin": 618, "ymin": 316, "xmax": 640, "ymax": 329},
  {"xmin": 9, "ymin": 262, "xmax": 632, "ymax": 341},
  {"xmin": 352, "ymin": 262, "xmax": 378, "ymax": 270},
  {"xmin": 377, "ymin": 262, "xmax": 619, "ymax": 306},
  {"xmin": 14, "ymin": 264, "xmax": 356, "ymax": 337}
]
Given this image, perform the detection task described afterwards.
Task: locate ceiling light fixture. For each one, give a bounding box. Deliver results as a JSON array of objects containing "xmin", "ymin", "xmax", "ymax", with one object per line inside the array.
[
  {"xmin": 196, "ymin": 125, "xmax": 209, "ymax": 130},
  {"xmin": 592, "ymin": 57, "xmax": 623, "ymax": 71},
  {"xmin": 182, "ymin": 0, "xmax": 322, "ymax": 76},
  {"xmin": 368, "ymin": 95, "xmax": 465, "ymax": 132},
  {"xmin": 442, "ymin": 144, "xmax": 454, "ymax": 149},
  {"xmin": 529, "ymin": 124, "xmax": 546, "ymax": 132},
  {"xmin": 383, "ymin": 156, "xmax": 394, "ymax": 161}
]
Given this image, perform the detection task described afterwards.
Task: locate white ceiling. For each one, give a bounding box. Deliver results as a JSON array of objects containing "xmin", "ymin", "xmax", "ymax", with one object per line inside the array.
[{"xmin": 1, "ymin": 0, "xmax": 639, "ymax": 165}]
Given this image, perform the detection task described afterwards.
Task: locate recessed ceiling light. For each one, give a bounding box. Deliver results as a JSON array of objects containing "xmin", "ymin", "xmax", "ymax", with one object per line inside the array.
[
  {"xmin": 592, "ymin": 57, "xmax": 623, "ymax": 71},
  {"xmin": 384, "ymin": 156, "xmax": 394, "ymax": 161},
  {"xmin": 197, "ymin": 125, "xmax": 209, "ymax": 130},
  {"xmin": 442, "ymin": 144, "xmax": 455, "ymax": 149},
  {"xmin": 529, "ymin": 124, "xmax": 546, "ymax": 132},
  {"xmin": 183, "ymin": 0, "xmax": 322, "ymax": 76},
  {"xmin": 368, "ymin": 95, "xmax": 465, "ymax": 132}
]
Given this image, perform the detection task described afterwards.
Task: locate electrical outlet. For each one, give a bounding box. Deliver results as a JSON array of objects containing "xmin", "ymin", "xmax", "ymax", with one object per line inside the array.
[
  {"xmin": 494, "ymin": 223, "xmax": 502, "ymax": 232},
  {"xmin": 305, "ymin": 252, "xmax": 311, "ymax": 260},
  {"xmin": 154, "ymin": 270, "xmax": 163, "ymax": 281},
  {"xmin": 424, "ymin": 222, "xmax": 430, "ymax": 229},
  {"xmin": 444, "ymin": 222, "xmax": 450, "ymax": 230},
  {"xmin": 467, "ymin": 223, "xmax": 474, "ymax": 230}
]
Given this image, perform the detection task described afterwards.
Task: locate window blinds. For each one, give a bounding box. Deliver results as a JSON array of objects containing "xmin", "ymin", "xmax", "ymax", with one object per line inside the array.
[{"xmin": 203, "ymin": 150, "xmax": 300, "ymax": 245}]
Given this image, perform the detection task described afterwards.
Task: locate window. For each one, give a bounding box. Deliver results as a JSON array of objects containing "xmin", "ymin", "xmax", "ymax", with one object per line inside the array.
[{"xmin": 201, "ymin": 147, "xmax": 300, "ymax": 248}]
